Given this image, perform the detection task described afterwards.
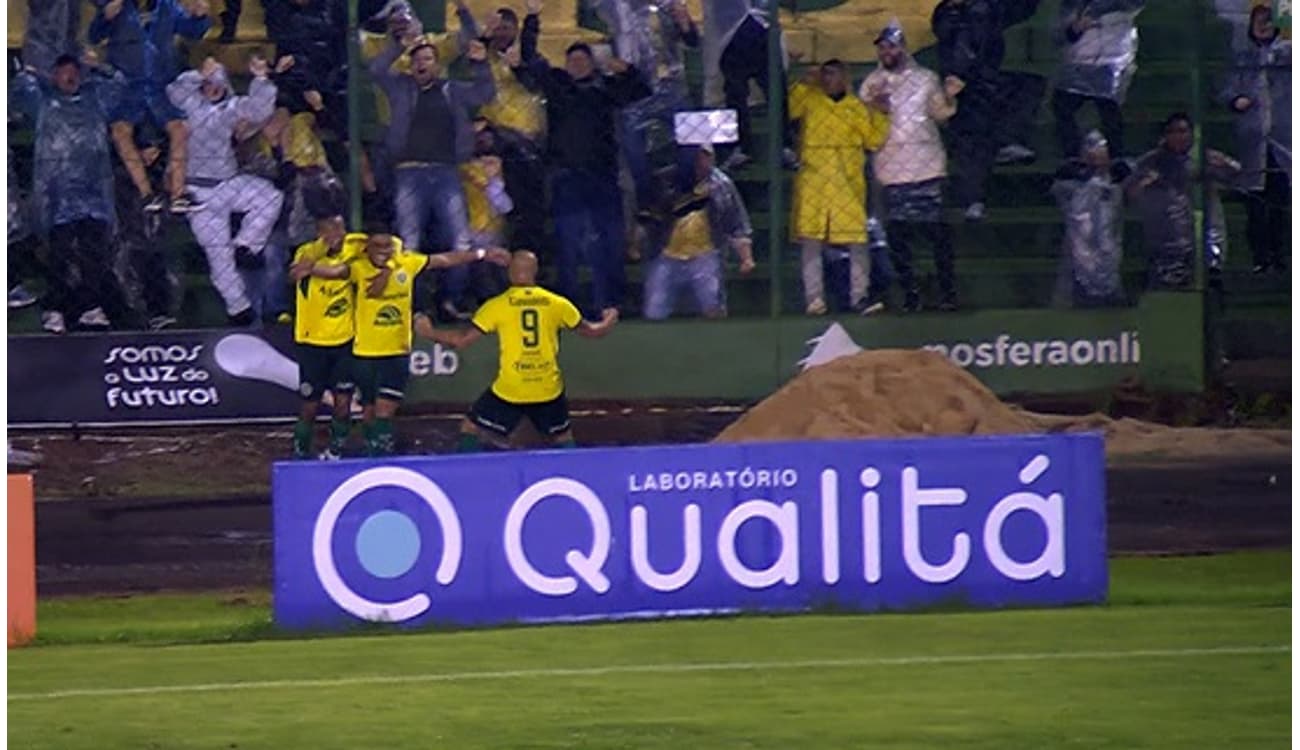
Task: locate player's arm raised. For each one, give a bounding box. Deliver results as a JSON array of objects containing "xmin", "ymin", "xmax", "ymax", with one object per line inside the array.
[
  {"xmin": 422, "ymin": 247, "xmax": 511, "ymax": 271},
  {"xmin": 575, "ymin": 307, "xmax": 619, "ymax": 339}
]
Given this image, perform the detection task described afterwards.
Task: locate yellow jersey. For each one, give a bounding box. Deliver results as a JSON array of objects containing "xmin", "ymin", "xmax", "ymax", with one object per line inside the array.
[
  {"xmin": 349, "ymin": 248, "xmax": 428, "ymax": 358},
  {"xmin": 293, "ymin": 234, "xmax": 367, "ymax": 346},
  {"xmin": 479, "ymin": 54, "xmax": 545, "ymax": 140},
  {"xmin": 472, "ymin": 285, "xmax": 582, "ymax": 403},
  {"xmin": 461, "ymin": 160, "xmax": 505, "ymax": 237},
  {"xmin": 662, "ymin": 187, "xmax": 714, "ymax": 261}
]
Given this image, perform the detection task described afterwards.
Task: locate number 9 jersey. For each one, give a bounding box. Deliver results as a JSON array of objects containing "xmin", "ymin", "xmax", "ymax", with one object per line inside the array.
[{"xmin": 471, "ymin": 285, "xmax": 583, "ymax": 404}]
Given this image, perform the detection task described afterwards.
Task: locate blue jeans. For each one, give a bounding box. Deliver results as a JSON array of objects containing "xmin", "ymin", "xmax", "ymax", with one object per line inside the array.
[
  {"xmin": 394, "ymin": 163, "xmax": 471, "ymax": 309},
  {"xmin": 643, "ymin": 250, "xmax": 724, "ymax": 320},
  {"xmin": 240, "ymin": 236, "xmax": 290, "ymax": 322},
  {"xmin": 550, "ymin": 168, "xmax": 626, "ymax": 315}
]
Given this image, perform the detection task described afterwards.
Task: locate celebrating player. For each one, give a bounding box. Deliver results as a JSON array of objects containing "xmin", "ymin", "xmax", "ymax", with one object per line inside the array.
[
  {"xmin": 287, "ymin": 215, "xmax": 365, "ymax": 460},
  {"xmin": 310, "ymin": 224, "xmax": 509, "ymax": 456},
  {"xmin": 416, "ymin": 250, "xmax": 618, "ymax": 451}
]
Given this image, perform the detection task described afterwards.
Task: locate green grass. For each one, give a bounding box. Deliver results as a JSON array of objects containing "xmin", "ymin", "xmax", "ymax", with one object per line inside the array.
[{"xmin": 9, "ymin": 552, "xmax": 1291, "ymax": 748}]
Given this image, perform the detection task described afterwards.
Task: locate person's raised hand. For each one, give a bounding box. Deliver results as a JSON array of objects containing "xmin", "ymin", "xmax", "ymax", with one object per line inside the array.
[
  {"xmin": 525, "ymin": 0, "xmax": 542, "ymax": 15},
  {"xmin": 104, "ymin": 0, "xmax": 125, "ymax": 21},
  {"xmin": 200, "ymin": 56, "xmax": 220, "ymax": 79},
  {"xmin": 248, "ymin": 54, "xmax": 270, "ymax": 78},
  {"xmin": 942, "ymin": 75, "xmax": 965, "ymax": 99},
  {"xmin": 1232, "ymin": 96, "xmax": 1252, "ymax": 113},
  {"xmin": 606, "ymin": 56, "xmax": 630, "ymax": 74},
  {"xmin": 486, "ymin": 247, "xmax": 511, "ymax": 266},
  {"xmin": 467, "ymin": 39, "xmax": 488, "ymax": 62},
  {"xmin": 274, "ymin": 54, "xmax": 295, "ymax": 74}
]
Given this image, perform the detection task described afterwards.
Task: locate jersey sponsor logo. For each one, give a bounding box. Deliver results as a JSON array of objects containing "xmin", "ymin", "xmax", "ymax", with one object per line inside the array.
[
  {"xmin": 324, "ymin": 298, "xmax": 350, "ymax": 318},
  {"xmin": 374, "ymin": 305, "xmax": 403, "ymax": 327},
  {"xmin": 396, "ymin": 271, "xmax": 409, "ymax": 285}
]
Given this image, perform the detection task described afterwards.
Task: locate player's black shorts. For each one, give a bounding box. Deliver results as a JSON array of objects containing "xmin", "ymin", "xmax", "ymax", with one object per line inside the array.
[
  {"xmin": 353, "ymin": 354, "xmax": 410, "ymax": 405},
  {"xmin": 296, "ymin": 342, "xmax": 355, "ymax": 401},
  {"xmin": 470, "ymin": 389, "xmax": 571, "ymax": 437}
]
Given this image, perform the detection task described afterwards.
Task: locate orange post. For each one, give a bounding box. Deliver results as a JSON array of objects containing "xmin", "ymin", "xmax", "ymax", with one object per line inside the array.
[{"xmin": 8, "ymin": 474, "xmax": 36, "ymax": 647}]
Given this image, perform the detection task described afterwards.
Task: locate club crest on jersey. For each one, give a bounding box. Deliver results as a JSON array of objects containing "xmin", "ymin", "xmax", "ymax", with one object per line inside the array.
[{"xmin": 396, "ymin": 272, "xmax": 408, "ymax": 284}]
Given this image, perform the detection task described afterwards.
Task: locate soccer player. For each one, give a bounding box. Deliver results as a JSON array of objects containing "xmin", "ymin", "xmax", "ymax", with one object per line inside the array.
[
  {"xmin": 287, "ymin": 215, "xmax": 365, "ymax": 460},
  {"xmin": 416, "ymin": 251, "xmax": 618, "ymax": 451},
  {"xmin": 310, "ymin": 225, "xmax": 509, "ymax": 456}
]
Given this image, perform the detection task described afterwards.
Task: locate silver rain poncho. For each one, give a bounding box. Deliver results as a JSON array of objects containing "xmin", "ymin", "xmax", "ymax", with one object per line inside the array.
[
  {"xmin": 9, "ymin": 68, "xmax": 122, "ymax": 234},
  {"xmin": 1131, "ymin": 147, "xmax": 1240, "ymax": 289},
  {"xmin": 1055, "ymin": 0, "xmax": 1144, "ymax": 104},
  {"xmin": 1051, "ymin": 165, "xmax": 1125, "ymax": 306}
]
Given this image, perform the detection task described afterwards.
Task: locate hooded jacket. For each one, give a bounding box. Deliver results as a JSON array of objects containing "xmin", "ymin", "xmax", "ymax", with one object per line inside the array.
[{"xmin": 88, "ymin": 0, "xmax": 210, "ymax": 84}]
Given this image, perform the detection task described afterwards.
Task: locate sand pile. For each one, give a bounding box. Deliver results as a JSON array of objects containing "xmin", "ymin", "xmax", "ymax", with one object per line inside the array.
[
  {"xmin": 714, "ymin": 348, "xmax": 1291, "ymax": 462},
  {"xmin": 714, "ymin": 349, "xmax": 1036, "ymax": 442}
]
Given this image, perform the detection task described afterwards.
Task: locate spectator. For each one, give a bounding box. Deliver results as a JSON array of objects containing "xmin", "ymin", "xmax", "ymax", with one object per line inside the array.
[
  {"xmin": 460, "ymin": 0, "xmax": 548, "ymax": 252},
  {"xmin": 167, "ymin": 55, "xmax": 284, "ymax": 326},
  {"xmin": 111, "ymin": 122, "xmax": 180, "ymax": 329},
  {"xmin": 523, "ymin": 41, "xmax": 651, "ymax": 316},
  {"xmin": 22, "ymin": 0, "xmax": 82, "ymax": 73},
  {"xmin": 457, "ymin": 120, "xmax": 513, "ymax": 309},
  {"xmin": 643, "ymin": 143, "xmax": 755, "ymax": 320},
  {"xmin": 263, "ymin": 0, "xmax": 348, "ymax": 137},
  {"xmin": 862, "ymin": 22, "xmax": 963, "ymax": 312},
  {"xmin": 932, "ymin": 0, "xmax": 1045, "ymax": 221},
  {"xmin": 1225, "ymin": 4, "xmax": 1291, "ymax": 274},
  {"xmin": 704, "ymin": 0, "xmax": 793, "ymax": 169},
  {"xmin": 790, "ymin": 59, "xmax": 890, "ymax": 316},
  {"xmin": 89, "ymin": 0, "xmax": 211, "ymax": 214},
  {"xmin": 11, "ymin": 55, "xmax": 131, "ymax": 333},
  {"xmin": 590, "ymin": 0, "xmax": 700, "ymax": 211},
  {"xmin": 1051, "ymin": 0, "xmax": 1143, "ymax": 160},
  {"xmin": 370, "ymin": 30, "xmax": 495, "ymax": 319},
  {"xmin": 217, "ymin": 0, "xmax": 241, "ymax": 42},
  {"xmin": 8, "ymin": 144, "xmax": 40, "ymax": 311},
  {"xmin": 1050, "ymin": 130, "xmax": 1127, "ymax": 308},
  {"xmin": 1128, "ymin": 113, "xmax": 1241, "ymax": 290}
]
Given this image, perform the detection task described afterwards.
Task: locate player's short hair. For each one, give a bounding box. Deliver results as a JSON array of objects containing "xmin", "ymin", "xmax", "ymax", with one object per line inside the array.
[
  {"xmin": 362, "ymin": 219, "xmax": 394, "ymax": 237},
  {"xmin": 497, "ymin": 8, "xmax": 519, "ymax": 24},
  {"xmin": 409, "ymin": 40, "xmax": 438, "ymax": 59},
  {"xmin": 566, "ymin": 42, "xmax": 593, "ymax": 59},
  {"xmin": 1162, "ymin": 111, "xmax": 1192, "ymax": 131},
  {"xmin": 53, "ymin": 53, "xmax": 80, "ymax": 70},
  {"xmin": 821, "ymin": 58, "xmax": 846, "ymax": 72}
]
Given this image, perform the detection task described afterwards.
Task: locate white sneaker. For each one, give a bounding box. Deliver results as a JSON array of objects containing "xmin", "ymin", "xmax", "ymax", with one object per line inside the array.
[
  {"xmin": 78, "ymin": 307, "xmax": 110, "ymax": 328},
  {"xmin": 318, "ymin": 449, "xmax": 343, "ymax": 461},
  {"xmin": 964, "ymin": 202, "xmax": 986, "ymax": 222},
  {"xmin": 805, "ymin": 299, "xmax": 828, "ymax": 316},
  {"xmin": 41, "ymin": 310, "xmax": 66, "ymax": 334}
]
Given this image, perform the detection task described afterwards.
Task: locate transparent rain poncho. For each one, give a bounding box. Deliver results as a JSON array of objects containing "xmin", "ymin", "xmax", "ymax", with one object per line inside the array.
[{"xmin": 1055, "ymin": 0, "xmax": 1145, "ymax": 104}]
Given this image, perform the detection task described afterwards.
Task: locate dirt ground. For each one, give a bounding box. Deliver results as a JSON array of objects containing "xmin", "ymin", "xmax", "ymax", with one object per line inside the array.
[{"xmin": 10, "ymin": 402, "xmax": 1291, "ymax": 596}]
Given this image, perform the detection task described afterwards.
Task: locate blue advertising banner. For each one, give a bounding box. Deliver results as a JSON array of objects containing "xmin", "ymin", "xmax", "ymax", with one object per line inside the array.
[{"xmin": 272, "ymin": 435, "xmax": 1107, "ymax": 629}]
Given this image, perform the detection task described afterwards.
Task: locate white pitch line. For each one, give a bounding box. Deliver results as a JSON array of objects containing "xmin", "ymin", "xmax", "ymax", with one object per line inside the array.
[{"xmin": 8, "ymin": 645, "xmax": 1288, "ymax": 702}]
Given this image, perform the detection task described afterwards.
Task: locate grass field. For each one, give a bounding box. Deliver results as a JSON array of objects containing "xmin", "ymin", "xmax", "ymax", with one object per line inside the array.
[{"xmin": 8, "ymin": 552, "xmax": 1291, "ymax": 749}]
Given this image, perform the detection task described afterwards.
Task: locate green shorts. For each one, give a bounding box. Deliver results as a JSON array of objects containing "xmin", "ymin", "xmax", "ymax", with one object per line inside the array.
[
  {"xmin": 470, "ymin": 389, "xmax": 571, "ymax": 437},
  {"xmin": 353, "ymin": 354, "xmax": 410, "ymax": 406},
  {"xmin": 296, "ymin": 342, "xmax": 355, "ymax": 402}
]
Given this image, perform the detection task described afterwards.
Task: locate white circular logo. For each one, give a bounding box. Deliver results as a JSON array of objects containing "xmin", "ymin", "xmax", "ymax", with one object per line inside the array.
[{"xmin": 312, "ymin": 467, "xmax": 463, "ymax": 622}]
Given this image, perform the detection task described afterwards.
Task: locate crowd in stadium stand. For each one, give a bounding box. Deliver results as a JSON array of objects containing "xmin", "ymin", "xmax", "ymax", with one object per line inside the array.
[{"xmin": 6, "ymin": 0, "xmax": 1291, "ymax": 332}]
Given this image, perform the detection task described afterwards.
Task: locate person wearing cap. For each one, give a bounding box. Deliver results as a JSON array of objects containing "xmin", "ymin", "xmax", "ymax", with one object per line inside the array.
[
  {"xmin": 167, "ymin": 54, "xmax": 284, "ymax": 326},
  {"xmin": 522, "ymin": 39, "xmax": 652, "ymax": 317},
  {"xmin": 790, "ymin": 58, "xmax": 891, "ymax": 316},
  {"xmin": 641, "ymin": 143, "xmax": 755, "ymax": 320},
  {"xmin": 11, "ymin": 53, "xmax": 132, "ymax": 334},
  {"xmin": 1050, "ymin": 130, "xmax": 1127, "ymax": 308},
  {"xmin": 89, "ymin": 0, "xmax": 210, "ymax": 216},
  {"xmin": 370, "ymin": 27, "xmax": 495, "ymax": 321},
  {"xmin": 1224, "ymin": 3, "xmax": 1291, "ymax": 275},
  {"xmin": 861, "ymin": 21, "xmax": 964, "ymax": 312}
]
